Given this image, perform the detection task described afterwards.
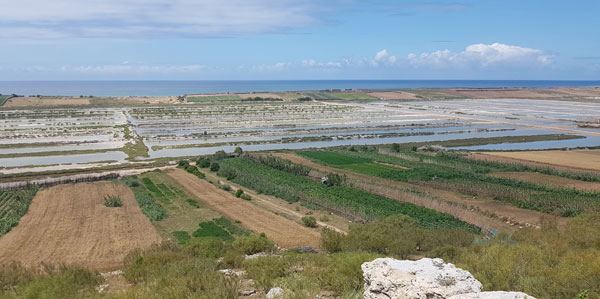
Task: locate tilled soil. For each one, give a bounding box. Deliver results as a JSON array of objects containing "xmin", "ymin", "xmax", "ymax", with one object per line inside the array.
[
  {"xmin": 0, "ymin": 181, "xmax": 162, "ymax": 270},
  {"xmin": 166, "ymin": 168, "xmax": 320, "ymax": 248}
]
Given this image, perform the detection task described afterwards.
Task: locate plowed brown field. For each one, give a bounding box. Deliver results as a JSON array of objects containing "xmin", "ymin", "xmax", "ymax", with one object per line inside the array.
[
  {"xmin": 0, "ymin": 181, "xmax": 162, "ymax": 270},
  {"xmin": 167, "ymin": 168, "xmax": 320, "ymax": 248}
]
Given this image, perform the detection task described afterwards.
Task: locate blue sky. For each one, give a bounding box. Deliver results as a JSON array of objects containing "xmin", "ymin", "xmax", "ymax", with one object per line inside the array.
[{"xmin": 1, "ymin": 0, "xmax": 599, "ymax": 80}]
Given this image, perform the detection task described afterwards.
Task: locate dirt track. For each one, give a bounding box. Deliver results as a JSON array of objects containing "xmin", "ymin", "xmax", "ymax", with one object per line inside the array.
[
  {"xmin": 0, "ymin": 182, "xmax": 162, "ymax": 270},
  {"xmin": 166, "ymin": 169, "xmax": 320, "ymax": 248}
]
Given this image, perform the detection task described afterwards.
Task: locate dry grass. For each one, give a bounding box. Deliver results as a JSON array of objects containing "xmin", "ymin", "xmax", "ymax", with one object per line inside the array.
[
  {"xmin": 0, "ymin": 181, "xmax": 162, "ymax": 270},
  {"xmin": 368, "ymin": 91, "xmax": 419, "ymax": 100},
  {"xmin": 3, "ymin": 97, "xmax": 90, "ymax": 107}
]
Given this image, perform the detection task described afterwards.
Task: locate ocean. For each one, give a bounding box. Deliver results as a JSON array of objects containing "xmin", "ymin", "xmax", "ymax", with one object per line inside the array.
[{"xmin": 0, "ymin": 80, "xmax": 599, "ymax": 97}]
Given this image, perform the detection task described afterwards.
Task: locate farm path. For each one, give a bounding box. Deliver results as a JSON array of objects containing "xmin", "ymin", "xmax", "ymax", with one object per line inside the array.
[
  {"xmin": 166, "ymin": 168, "xmax": 321, "ymax": 248},
  {"xmin": 0, "ymin": 181, "xmax": 162, "ymax": 270},
  {"xmin": 274, "ymin": 153, "xmax": 566, "ymax": 231}
]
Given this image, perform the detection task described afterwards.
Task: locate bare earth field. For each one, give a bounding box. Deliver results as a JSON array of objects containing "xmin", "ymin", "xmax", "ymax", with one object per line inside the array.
[
  {"xmin": 166, "ymin": 168, "xmax": 321, "ymax": 247},
  {"xmin": 368, "ymin": 91, "xmax": 419, "ymax": 100},
  {"xmin": 489, "ymin": 171, "xmax": 600, "ymax": 192},
  {"xmin": 0, "ymin": 181, "xmax": 162, "ymax": 270},
  {"xmin": 3, "ymin": 97, "xmax": 91, "ymax": 107},
  {"xmin": 477, "ymin": 150, "xmax": 600, "ymax": 171}
]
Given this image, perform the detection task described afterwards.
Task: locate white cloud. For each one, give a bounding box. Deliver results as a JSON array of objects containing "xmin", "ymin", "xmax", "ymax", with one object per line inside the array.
[
  {"xmin": 407, "ymin": 43, "xmax": 553, "ymax": 68},
  {"xmin": 374, "ymin": 49, "xmax": 397, "ymax": 65},
  {"xmin": 60, "ymin": 64, "xmax": 207, "ymax": 73},
  {"xmin": 0, "ymin": 0, "xmax": 324, "ymax": 39}
]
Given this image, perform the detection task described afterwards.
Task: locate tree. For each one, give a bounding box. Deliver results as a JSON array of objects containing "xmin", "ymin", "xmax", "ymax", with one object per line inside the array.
[
  {"xmin": 210, "ymin": 162, "xmax": 220, "ymax": 172},
  {"xmin": 234, "ymin": 147, "xmax": 243, "ymax": 154}
]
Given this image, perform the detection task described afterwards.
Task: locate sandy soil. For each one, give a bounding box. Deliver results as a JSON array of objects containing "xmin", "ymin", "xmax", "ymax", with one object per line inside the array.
[
  {"xmin": 3, "ymin": 97, "xmax": 91, "ymax": 107},
  {"xmin": 476, "ymin": 150, "xmax": 600, "ymax": 171},
  {"xmin": 489, "ymin": 172, "xmax": 600, "ymax": 192},
  {"xmin": 368, "ymin": 91, "xmax": 419, "ymax": 100},
  {"xmin": 275, "ymin": 153, "xmax": 565, "ymax": 231},
  {"xmin": 166, "ymin": 168, "xmax": 320, "ymax": 248},
  {"xmin": 0, "ymin": 181, "xmax": 162, "ymax": 270}
]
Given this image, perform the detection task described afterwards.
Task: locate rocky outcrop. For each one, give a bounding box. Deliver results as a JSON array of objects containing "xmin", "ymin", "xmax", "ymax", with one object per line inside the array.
[{"xmin": 362, "ymin": 258, "xmax": 535, "ymax": 299}]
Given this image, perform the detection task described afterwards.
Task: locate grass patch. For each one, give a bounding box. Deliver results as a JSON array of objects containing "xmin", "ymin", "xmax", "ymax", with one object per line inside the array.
[
  {"xmin": 193, "ymin": 221, "xmax": 234, "ymax": 241},
  {"xmin": 172, "ymin": 231, "xmax": 191, "ymax": 245}
]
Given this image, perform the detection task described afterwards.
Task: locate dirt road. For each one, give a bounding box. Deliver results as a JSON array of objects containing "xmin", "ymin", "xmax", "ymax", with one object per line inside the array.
[
  {"xmin": 166, "ymin": 168, "xmax": 321, "ymax": 248},
  {"xmin": 0, "ymin": 182, "xmax": 162, "ymax": 270}
]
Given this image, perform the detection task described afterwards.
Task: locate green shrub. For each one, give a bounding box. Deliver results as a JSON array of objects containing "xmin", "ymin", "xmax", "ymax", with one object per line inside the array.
[
  {"xmin": 235, "ymin": 189, "xmax": 244, "ymax": 198},
  {"xmin": 196, "ymin": 157, "xmax": 211, "ymax": 168},
  {"xmin": 234, "ymin": 147, "xmax": 243, "ymax": 154},
  {"xmin": 302, "ymin": 216, "xmax": 317, "ymax": 228},
  {"xmin": 183, "ymin": 237, "xmax": 228, "ymax": 258},
  {"xmin": 210, "ymin": 162, "xmax": 220, "ymax": 172},
  {"xmin": 217, "ymin": 165, "xmax": 237, "ymax": 180},
  {"xmin": 320, "ymin": 228, "xmax": 344, "ymax": 253},
  {"xmin": 221, "ymin": 249, "xmax": 245, "ymax": 268},
  {"xmin": 319, "ymin": 215, "xmax": 330, "ymax": 222},
  {"xmin": 103, "ymin": 195, "xmax": 122, "ymax": 207},
  {"xmin": 233, "ymin": 234, "xmax": 275, "ymax": 255},
  {"xmin": 219, "ymin": 184, "xmax": 231, "ymax": 191},
  {"xmin": 240, "ymin": 194, "xmax": 252, "ymax": 201}
]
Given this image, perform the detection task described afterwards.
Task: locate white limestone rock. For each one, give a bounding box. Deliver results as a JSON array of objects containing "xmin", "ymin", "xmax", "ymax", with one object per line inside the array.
[
  {"xmin": 362, "ymin": 258, "xmax": 482, "ymax": 299},
  {"xmin": 449, "ymin": 291, "xmax": 536, "ymax": 299}
]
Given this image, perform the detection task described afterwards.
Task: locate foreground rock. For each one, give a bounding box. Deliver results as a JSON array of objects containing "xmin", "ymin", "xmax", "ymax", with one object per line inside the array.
[{"xmin": 362, "ymin": 258, "xmax": 535, "ymax": 299}]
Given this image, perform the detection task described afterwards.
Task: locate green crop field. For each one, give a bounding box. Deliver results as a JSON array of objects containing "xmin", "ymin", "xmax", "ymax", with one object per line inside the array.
[
  {"xmin": 187, "ymin": 95, "xmax": 241, "ymax": 102},
  {"xmin": 298, "ymin": 150, "xmax": 600, "ymax": 216},
  {"xmin": 0, "ymin": 186, "xmax": 39, "ymax": 236},
  {"xmin": 0, "ymin": 96, "xmax": 7, "ymax": 106},
  {"xmin": 218, "ymin": 157, "xmax": 477, "ymax": 231}
]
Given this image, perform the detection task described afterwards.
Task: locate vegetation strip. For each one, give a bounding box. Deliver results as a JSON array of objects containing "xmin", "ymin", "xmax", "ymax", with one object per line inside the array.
[{"xmin": 218, "ymin": 157, "xmax": 477, "ymax": 231}]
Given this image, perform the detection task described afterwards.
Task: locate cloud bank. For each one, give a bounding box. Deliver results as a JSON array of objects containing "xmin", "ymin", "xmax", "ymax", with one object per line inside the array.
[{"xmin": 0, "ymin": 0, "xmax": 324, "ymax": 39}]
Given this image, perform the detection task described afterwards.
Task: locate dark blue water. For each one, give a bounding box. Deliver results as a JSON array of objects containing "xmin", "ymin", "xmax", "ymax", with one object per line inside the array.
[{"xmin": 1, "ymin": 80, "xmax": 599, "ymax": 97}]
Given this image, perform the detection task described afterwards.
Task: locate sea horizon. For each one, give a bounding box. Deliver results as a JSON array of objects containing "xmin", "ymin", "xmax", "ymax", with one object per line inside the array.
[{"xmin": 1, "ymin": 79, "xmax": 599, "ymax": 97}]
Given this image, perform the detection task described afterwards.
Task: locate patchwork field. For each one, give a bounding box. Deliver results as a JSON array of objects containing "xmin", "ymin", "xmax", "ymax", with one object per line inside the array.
[
  {"xmin": 0, "ymin": 181, "xmax": 162, "ymax": 270},
  {"xmin": 167, "ymin": 168, "xmax": 321, "ymax": 247}
]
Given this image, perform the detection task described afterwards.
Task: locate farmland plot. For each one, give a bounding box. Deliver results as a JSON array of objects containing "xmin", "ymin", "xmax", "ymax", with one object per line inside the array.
[{"xmin": 0, "ymin": 181, "xmax": 162, "ymax": 270}]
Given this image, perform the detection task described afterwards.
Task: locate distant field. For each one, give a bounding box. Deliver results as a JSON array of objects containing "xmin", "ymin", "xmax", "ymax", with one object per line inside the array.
[
  {"xmin": 0, "ymin": 96, "xmax": 6, "ymax": 106},
  {"xmin": 187, "ymin": 95, "xmax": 241, "ymax": 102},
  {"xmin": 303, "ymin": 92, "xmax": 378, "ymax": 101},
  {"xmin": 479, "ymin": 150, "xmax": 600, "ymax": 171}
]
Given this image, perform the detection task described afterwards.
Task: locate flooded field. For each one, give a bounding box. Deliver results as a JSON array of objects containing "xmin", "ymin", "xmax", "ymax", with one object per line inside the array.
[{"xmin": 1, "ymin": 98, "xmax": 599, "ymax": 173}]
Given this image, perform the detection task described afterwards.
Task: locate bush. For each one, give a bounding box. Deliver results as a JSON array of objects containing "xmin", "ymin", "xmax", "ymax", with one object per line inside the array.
[
  {"xmin": 217, "ymin": 165, "xmax": 237, "ymax": 180},
  {"xmin": 233, "ymin": 234, "xmax": 275, "ymax": 255},
  {"xmin": 104, "ymin": 195, "xmax": 122, "ymax": 207},
  {"xmin": 183, "ymin": 237, "xmax": 228, "ymax": 258},
  {"xmin": 319, "ymin": 215, "xmax": 330, "ymax": 222},
  {"xmin": 177, "ymin": 160, "xmax": 189, "ymax": 167},
  {"xmin": 240, "ymin": 194, "xmax": 252, "ymax": 201},
  {"xmin": 234, "ymin": 147, "xmax": 243, "ymax": 154},
  {"xmin": 219, "ymin": 184, "xmax": 232, "ymax": 191},
  {"xmin": 320, "ymin": 228, "xmax": 344, "ymax": 253},
  {"xmin": 235, "ymin": 189, "xmax": 244, "ymax": 198},
  {"xmin": 196, "ymin": 157, "xmax": 211, "ymax": 168},
  {"xmin": 302, "ymin": 216, "xmax": 317, "ymax": 228},
  {"xmin": 210, "ymin": 162, "xmax": 220, "ymax": 172}
]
